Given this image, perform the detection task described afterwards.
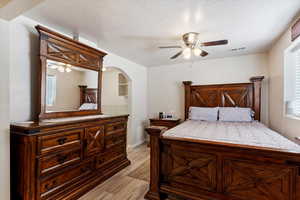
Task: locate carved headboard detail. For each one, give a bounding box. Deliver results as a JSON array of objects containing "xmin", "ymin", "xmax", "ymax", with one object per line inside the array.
[
  {"xmin": 79, "ymin": 85, "xmax": 98, "ymax": 105},
  {"xmin": 183, "ymin": 76, "xmax": 264, "ymax": 121}
]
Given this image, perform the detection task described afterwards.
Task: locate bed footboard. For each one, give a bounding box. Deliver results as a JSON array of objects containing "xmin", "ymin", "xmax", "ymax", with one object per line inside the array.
[{"xmin": 145, "ymin": 127, "xmax": 300, "ymax": 200}]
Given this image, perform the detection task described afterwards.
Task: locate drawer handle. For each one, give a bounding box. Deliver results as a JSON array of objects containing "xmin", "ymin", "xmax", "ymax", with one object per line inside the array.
[
  {"xmin": 57, "ymin": 154, "xmax": 68, "ymax": 164},
  {"xmin": 114, "ymin": 125, "xmax": 123, "ymax": 130},
  {"xmin": 45, "ymin": 180, "xmax": 57, "ymax": 191},
  {"xmin": 98, "ymin": 158, "xmax": 105, "ymax": 164},
  {"xmin": 112, "ymin": 137, "xmax": 118, "ymax": 143},
  {"xmin": 45, "ymin": 184, "xmax": 51, "ymax": 191},
  {"xmin": 80, "ymin": 167, "xmax": 89, "ymax": 173},
  {"xmin": 57, "ymin": 138, "xmax": 67, "ymax": 145}
]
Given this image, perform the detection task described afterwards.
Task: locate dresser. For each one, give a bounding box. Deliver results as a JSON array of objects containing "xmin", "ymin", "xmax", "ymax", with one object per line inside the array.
[{"xmin": 11, "ymin": 115, "xmax": 130, "ymax": 200}]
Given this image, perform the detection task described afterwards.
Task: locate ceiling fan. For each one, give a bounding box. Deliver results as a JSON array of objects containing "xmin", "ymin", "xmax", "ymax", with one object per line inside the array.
[{"xmin": 159, "ymin": 32, "xmax": 228, "ymax": 60}]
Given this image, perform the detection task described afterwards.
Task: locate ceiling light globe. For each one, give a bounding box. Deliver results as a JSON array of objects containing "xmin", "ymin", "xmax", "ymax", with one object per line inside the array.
[
  {"xmin": 183, "ymin": 54, "xmax": 191, "ymax": 60},
  {"xmin": 49, "ymin": 65, "xmax": 58, "ymax": 69},
  {"xmin": 193, "ymin": 48, "xmax": 202, "ymax": 57},
  {"xmin": 183, "ymin": 47, "xmax": 192, "ymax": 59},
  {"xmin": 65, "ymin": 67, "xmax": 72, "ymax": 73},
  {"xmin": 188, "ymin": 33, "xmax": 196, "ymax": 43},
  {"xmin": 57, "ymin": 66, "xmax": 65, "ymax": 72}
]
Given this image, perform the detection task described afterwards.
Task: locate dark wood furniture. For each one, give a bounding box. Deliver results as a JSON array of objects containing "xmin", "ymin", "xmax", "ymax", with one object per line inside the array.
[
  {"xmin": 36, "ymin": 25, "xmax": 106, "ymax": 119},
  {"xmin": 78, "ymin": 85, "xmax": 97, "ymax": 105},
  {"xmin": 145, "ymin": 76, "xmax": 300, "ymax": 200},
  {"xmin": 292, "ymin": 17, "xmax": 300, "ymax": 41},
  {"xmin": 149, "ymin": 118, "xmax": 181, "ymax": 129},
  {"xmin": 11, "ymin": 115, "xmax": 130, "ymax": 200},
  {"xmin": 183, "ymin": 76, "xmax": 263, "ymax": 121},
  {"xmin": 10, "ymin": 25, "xmax": 131, "ymax": 200}
]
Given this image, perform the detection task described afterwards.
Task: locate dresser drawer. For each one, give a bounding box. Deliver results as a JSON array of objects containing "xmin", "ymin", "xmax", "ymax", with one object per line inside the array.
[
  {"xmin": 105, "ymin": 121, "xmax": 126, "ymax": 135},
  {"xmin": 96, "ymin": 145, "xmax": 125, "ymax": 169},
  {"xmin": 39, "ymin": 148, "xmax": 81, "ymax": 175},
  {"xmin": 85, "ymin": 125, "xmax": 105, "ymax": 157},
  {"xmin": 38, "ymin": 129, "xmax": 83, "ymax": 155},
  {"xmin": 40, "ymin": 160, "xmax": 93, "ymax": 199},
  {"xmin": 105, "ymin": 134, "xmax": 126, "ymax": 149}
]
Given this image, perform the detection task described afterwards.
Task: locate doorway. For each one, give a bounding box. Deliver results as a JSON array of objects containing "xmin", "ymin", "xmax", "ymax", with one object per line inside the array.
[{"xmin": 101, "ymin": 66, "xmax": 133, "ymax": 146}]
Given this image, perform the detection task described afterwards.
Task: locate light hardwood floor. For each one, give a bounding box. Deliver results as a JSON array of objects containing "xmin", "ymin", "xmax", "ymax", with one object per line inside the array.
[{"xmin": 79, "ymin": 144, "xmax": 150, "ymax": 200}]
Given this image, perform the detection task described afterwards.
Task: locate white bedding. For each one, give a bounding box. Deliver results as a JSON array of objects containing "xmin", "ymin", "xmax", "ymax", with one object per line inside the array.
[{"xmin": 163, "ymin": 120, "xmax": 300, "ymax": 153}]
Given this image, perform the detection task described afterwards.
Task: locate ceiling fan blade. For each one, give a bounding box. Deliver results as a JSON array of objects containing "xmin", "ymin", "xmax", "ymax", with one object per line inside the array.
[
  {"xmin": 201, "ymin": 50, "xmax": 209, "ymax": 57},
  {"xmin": 201, "ymin": 40, "xmax": 228, "ymax": 46},
  {"xmin": 159, "ymin": 45, "xmax": 182, "ymax": 49},
  {"xmin": 170, "ymin": 51, "xmax": 182, "ymax": 59}
]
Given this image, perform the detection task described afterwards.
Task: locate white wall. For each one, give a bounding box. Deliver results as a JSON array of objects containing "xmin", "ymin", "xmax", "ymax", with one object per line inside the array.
[
  {"xmin": 9, "ymin": 16, "xmax": 40, "ymax": 121},
  {"xmin": 103, "ymin": 57, "xmax": 148, "ymax": 147},
  {"xmin": 0, "ymin": 18, "xmax": 10, "ymax": 200},
  {"xmin": 268, "ymin": 18, "xmax": 300, "ymax": 141},
  {"xmin": 102, "ymin": 69, "xmax": 128, "ymax": 106},
  {"xmin": 47, "ymin": 68, "xmax": 85, "ymax": 112},
  {"xmin": 148, "ymin": 53, "xmax": 269, "ymax": 125},
  {"xmin": 102, "ymin": 69, "xmax": 129, "ymax": 115},
  {"xmin": 0, "ymin": 0, "xmax": 46, "ymax": 20},
  {"xmin": 9, "ymin": 16, "xmax": 148, "ymax": 147},
  {"xmin": 83, "ymin": 70, "xmax": 98, "ymax": 88}
]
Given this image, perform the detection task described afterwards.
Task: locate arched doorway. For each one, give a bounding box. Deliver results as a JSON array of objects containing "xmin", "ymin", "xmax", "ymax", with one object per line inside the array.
[{"xmin": 101, "ymin": 66, "xmax": 133, "ymax": 147}]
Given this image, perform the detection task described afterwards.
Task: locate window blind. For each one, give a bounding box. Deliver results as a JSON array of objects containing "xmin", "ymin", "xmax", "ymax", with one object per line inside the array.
[
  {"xmin": 46, "ymin": 75, "xmax": 56, "ymax": 106},
  {"xmin": 294, "ymin": 50, "xmax": 300, "ymax": 115}
]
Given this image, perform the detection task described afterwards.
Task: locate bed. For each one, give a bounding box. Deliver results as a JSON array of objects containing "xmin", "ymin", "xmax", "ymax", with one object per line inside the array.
[
  {"xmin": 145, "ymin": 76, "xmax": 300, "ymax": 200},
  {"xmin": 78, "ymin": 85, "xmax": 98, "ymax": 110}
]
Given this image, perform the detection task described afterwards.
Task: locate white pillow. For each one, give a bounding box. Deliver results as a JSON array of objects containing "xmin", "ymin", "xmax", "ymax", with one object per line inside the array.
[
  {"xmin": 189, "ymin": 107, "xmax": 219, "ymax": 121},
  {"xmin": 79, "ymin": 103, "xmax": 97, "ymax": 110},
  {"xmin": 219, "ymin": 107, "xmax": 253, "ymax": 122}
]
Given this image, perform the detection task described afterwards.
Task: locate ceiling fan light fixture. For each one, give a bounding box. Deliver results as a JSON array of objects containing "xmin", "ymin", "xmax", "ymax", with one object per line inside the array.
[
  {"xmin": 183, "ymin": 47, "xmax": 192, "ymax": 59},
  {"xmin": 193, "ymin": 48, "xmax": 202, "ymax": 57},
  {"xmin": 188, "ymin": 33, "xmax": 195, "ymax": 43},
  {"xmin": 65, "ymin": 67, "xmax": 72, "ymax": 73},
  {"xmin": 183, "ymin": 32, "xmax": 199, "ymax": 45},
  {"xmin": 159, "ymin": 32, "xmax": 228, "ymax": 60},
  {"xmin": 65, "ymin": 64, "xmax": 72, "ymax": 73},
  {"xmin": 57, "ymin": 66, "xmax": 65, "ymax": 73},
  {"xmin": 49, "ymin": 65, "xmax": 58, "ymax": 69}
]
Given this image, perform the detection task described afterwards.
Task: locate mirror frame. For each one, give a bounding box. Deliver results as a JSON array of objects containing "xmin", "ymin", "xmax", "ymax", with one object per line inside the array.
[{"xmin": 36, "ymin": 25, "xmax": 107, "ymax": 119}]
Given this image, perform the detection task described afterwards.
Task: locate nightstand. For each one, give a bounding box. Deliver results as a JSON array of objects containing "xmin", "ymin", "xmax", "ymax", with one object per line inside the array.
[{"xmin": 149, "ymin": 118, "xmax": 181, "ymax": 129}]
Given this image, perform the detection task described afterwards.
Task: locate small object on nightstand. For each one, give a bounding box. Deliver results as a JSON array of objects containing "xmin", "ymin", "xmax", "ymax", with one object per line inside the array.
[{"xmin": 159, "ymin": 112, "xmax": 164, "ymax": 119}]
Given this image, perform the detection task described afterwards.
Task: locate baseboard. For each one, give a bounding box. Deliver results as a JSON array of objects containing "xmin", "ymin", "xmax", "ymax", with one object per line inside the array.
[{"xmin": 128, "ymin": 140, "xmax": 146, "ymax": 150}]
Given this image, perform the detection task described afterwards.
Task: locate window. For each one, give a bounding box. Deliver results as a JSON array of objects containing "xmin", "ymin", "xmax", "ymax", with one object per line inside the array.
[
  {"xmin": 46, "ymin": 75, "xmax": 56, "ymax": 106},
  {"xmin": 284, "ymin": 38, "xmax": 300, "ymax": 117}
]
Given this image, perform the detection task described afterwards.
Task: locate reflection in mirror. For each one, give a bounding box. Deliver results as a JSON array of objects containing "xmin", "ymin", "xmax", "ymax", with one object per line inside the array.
[{"xmin": 46, "ymin": 60, "xmax": 98, "ymax": 113}]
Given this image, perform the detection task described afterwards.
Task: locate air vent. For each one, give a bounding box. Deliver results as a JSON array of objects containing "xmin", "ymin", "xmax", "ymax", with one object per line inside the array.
[{"xmin": 231, "ymin": 47, "xmax": 246, "ymax": 51}]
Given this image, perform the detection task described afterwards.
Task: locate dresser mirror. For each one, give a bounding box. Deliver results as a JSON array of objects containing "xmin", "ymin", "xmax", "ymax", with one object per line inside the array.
[
  {"xmin": 46, "ymin": 59, "xmax": 99, "ymax": 113},
  {"xmin": 36, "ymin": 25, "xmax": 106, "ymax": 119}
]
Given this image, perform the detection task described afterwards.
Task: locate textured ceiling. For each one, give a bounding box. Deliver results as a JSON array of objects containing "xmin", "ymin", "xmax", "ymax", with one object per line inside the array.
[
  {"xmin": 24, "ymin": 0, "xmax": 300, "ymax": 67},
  {"xmin": 0, "ymin": 0, "xmax": 10, "ymax": 8}
]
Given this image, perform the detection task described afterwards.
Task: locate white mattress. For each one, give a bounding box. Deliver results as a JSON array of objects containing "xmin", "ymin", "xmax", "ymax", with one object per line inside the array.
[{"xmin": 163, "ymin": 120, "xmax": 300, "ymax": 153}]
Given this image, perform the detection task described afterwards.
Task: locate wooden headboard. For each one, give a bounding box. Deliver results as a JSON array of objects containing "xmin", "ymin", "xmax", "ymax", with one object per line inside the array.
[
  {"xmin": 78, "ymin": 85, "xmax": 98, "ymax": 105},
  {"xmin": 183, "ymin": 76, "xmax": 264, "ymax": 121}
]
